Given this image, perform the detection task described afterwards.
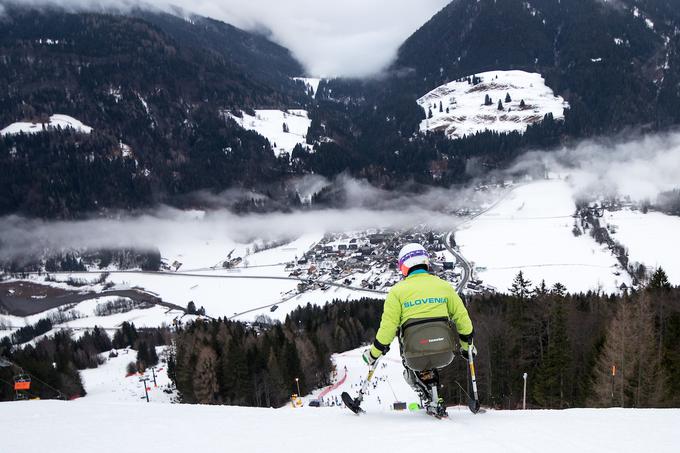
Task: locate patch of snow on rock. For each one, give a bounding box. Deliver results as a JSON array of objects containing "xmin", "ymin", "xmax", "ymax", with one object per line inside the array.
[{"xmin": 417, "ymin": 70, "xmax": 568, "ymax": 139}]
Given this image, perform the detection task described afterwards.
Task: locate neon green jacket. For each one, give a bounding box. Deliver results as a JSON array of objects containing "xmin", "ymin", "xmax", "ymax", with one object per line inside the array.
[{"xmin": 370, "ymin": 271, "xmax": 473, "ymax": 358}]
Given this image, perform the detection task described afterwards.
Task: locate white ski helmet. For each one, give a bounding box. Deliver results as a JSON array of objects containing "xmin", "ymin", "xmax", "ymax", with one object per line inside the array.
[{"xmin": 397, "ymin": 243, "xmax": 430, "ymax": 276}]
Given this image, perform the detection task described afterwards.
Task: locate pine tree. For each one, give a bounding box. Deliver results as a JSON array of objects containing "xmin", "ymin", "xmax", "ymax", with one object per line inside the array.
[
  {"xmin": 505, "ymin": 92, "xmax": 512, "ymax": 103},
  {"xmin": 510, "ymin": 271, "xmax": 532, "ymax": 299},
  {"xmin": 136, "ymin": 340, "xmax": 149, "ymax": 371},
  {"xmin": 533, "ymin": 301, "xmax": 571, "ymax": 408},
  {"xmin": 649, "ymin": 268, "xmax": 671, "ymax": 291},
  {"xmin": 439, "ymin": 101, "xmax": 443, "ymax": 112},
  {"xmin": 428, "ymin": 108, "xmax": 433, "ymax": 119},
  {"xmin": 551, "ymin": 282, "xmax": 567, "ymax": 297},
  {"xmin": 520, "ymin": 99, "xmax": 526, "ymax": 108},
  {"xmin": 187, "ymin": 301, "xmax": 197, "ymax": 314},
  {"xmin": 497, "ymin": 100, "xmax": 504, "ymax": 111},
  {"xmin": 282, "ymin": 122, "xmax": 289, "ymax": 133},
  {"xmin": 590, "ymin": 295, "xmax": 665, "ymax": 407},
  {"xmin": 484, "ymin": 94, "xmax": 493, "ymax": 106},
  {"xmin": 193, "ymin": 345, "xmax": 220, "ymax": 404}
]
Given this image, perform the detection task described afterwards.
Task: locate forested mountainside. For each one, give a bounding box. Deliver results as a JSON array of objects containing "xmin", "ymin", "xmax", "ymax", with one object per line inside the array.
[
  {"xmin": 395, "ymin": 0, "xmax": 680, "ymax": 132},
  {"xmin": 0, "ymin": 4, "xmax": 308, "ymax": 217},
  {"xmin": 2, "ymin": 1, "xmax": 680, "ymax": 217},
  {"xmin": 296, "ymin": 0, "xmax": 680, "ymax": 191}
]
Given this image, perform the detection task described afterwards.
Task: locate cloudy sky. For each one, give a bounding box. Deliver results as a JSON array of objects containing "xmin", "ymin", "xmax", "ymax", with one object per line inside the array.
[{"xmin": 7, "ymin": 0, "xmax": 451, "ymax": 77}]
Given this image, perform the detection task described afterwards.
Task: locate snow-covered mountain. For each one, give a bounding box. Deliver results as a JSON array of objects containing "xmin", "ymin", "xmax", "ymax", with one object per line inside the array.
[{"xmin": 417, "ymin": 70, "xmax": 568, "ymax": 139}]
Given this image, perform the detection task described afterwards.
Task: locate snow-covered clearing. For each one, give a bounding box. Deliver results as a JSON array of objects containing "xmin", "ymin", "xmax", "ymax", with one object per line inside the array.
[
  {"xmin": 418, "ymin": 70, "xmax": 568, "ymax": 139},
  {"xmin": 0, "ymin": 114, "xmax": 92, "ymax": 136},
  {"xmin": 604, "ymin": 209, "xmax": 680, "ymax": 284},
  {"xmin": 3, "ymin": 400, "xmax": 678, "ymax": 453},
  {"xmin": 293, "ymin": 77, "xmax": 321, "ymax": 98},
  {"xmin": 456, "ymin": 180, "xmax": 630, "ymax": 293},
  {"xmin": 228, "ymin": 109, "xmax": 312, "ymax": 157},
  {"xmin": 78, "ymin": 346, "xmax": 176, "ymax": 403}
]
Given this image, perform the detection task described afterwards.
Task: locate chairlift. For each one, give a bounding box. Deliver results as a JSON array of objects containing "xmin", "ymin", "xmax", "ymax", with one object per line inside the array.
[{"xmin": 14, "ymin": 373, "xmax": 32, "ymax": 391}]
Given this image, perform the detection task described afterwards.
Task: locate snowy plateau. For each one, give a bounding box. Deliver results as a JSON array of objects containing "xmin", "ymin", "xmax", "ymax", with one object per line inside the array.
[
  {"xmin": 2, "ymin": 344, "xmax": 679, "ymax": 453},
  {"xmin": 418, "ymin": 70, "xmax": 568, "ymax": 139},
  {"xmin": 228, "ymin": 109, "xmax": 312, "ymax": 157},
  {"xmin": 0, "ymin": 114, "xmax": 93, "ymax": 136}
]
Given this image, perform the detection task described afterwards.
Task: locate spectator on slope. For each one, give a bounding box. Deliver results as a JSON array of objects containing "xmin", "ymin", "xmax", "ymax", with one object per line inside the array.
[{"xmin": 362, "ymin": 243, "xmax": 474, "ymax": 417}]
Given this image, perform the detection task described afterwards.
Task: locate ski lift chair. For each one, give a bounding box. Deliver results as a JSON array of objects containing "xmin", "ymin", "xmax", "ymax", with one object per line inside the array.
[{"xmin": 14, "ymin": 373, "xmax": 32, "ymax": 392}]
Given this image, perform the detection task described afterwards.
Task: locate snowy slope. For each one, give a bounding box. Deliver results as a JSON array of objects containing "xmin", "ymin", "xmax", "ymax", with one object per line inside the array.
[
  {"xmin": 603, "ymin": 209, "xmax": 680, "ymax": 284},
  {"xmin": 303, "ymin": 345, "xmax": 419, "ymax": 410},
  {"xmin": 3, "ymin": 400, "xmax": 678, "ymax": 453},
  {"xmin": 228, "ymin": 109, "xmax": 312, "ymax": 157},
  {"xmin": 78, "ymin": 347, "xmax": 176, "ymax": 403},
  {"xmin": 418, "ymin": 70, "xmax": 568, "ymax": 139},
  {"xmin": 1, "ymin": 114, "xmax": 93, "ymax": 136},
  {"xmin": 456, "ymin": 180, "xmax": 631, "ymax": 293}
]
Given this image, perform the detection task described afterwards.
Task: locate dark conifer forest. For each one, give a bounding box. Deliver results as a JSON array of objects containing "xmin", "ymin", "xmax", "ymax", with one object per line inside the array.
[
  {"xmin": 5, "ymin": 277, "xmax": 679, "ymax": 409},
  {"xmin": 1, "ymin": 1, "xmax": 680, "ymax": 217}
]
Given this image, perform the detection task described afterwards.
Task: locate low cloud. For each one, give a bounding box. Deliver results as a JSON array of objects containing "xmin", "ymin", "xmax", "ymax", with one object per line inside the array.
[
  {"xmin": 1, "ymin": 0, "xmax": 450, "ymax": 77},
  {"xmin": 507, "ymin": 130, "xmax": 680, "ymax": 201},
  {"xmin": 2, "ymin": 131, "xmax": 680, "ymax": 262}
]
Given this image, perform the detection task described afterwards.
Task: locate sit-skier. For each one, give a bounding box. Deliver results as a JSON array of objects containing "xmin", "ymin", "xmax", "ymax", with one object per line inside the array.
[{"xmin": 362, "ymin": 243, "xmax": 475, "ymax": 417}]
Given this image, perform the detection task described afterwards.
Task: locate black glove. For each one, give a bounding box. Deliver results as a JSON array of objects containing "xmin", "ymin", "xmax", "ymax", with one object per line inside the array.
[
  {"xmin": 460, "ymin": 344, "xmax": 477, "ymax": 360},
  {"xmin": 459, "ymin": 330, "xmax": 475, "ymax": 359}
]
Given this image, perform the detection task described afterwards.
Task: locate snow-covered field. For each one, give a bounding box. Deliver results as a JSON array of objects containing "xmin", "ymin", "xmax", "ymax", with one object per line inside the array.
[
  {"xmin": 3, "ymin": 399, "xmax": 678, "ymax": 453},
  {"xmin": 457, "ymin": 180, "xmax": 630, "ymax": 293},
  {"xmin": 604, "ymin": 209, "xmax": 680, "ymax": 284},
  {"xmin": 0, "ymin": 295, "xmax": 187, "ymax": 344},
  {"xmin": 418, "ymin": 70, "xmax": 568, "ymax": 139},
  {"xmin": 229, "ymin": 109, "xmax": 312, "ymax": 157},
  {"xmin": 0, "ymin": 114, "xmax": 92, "ymax": 136}
]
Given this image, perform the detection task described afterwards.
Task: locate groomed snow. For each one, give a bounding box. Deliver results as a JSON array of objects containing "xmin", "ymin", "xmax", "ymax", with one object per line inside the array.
[
  {"xmin": 456, "ymin": 180, "xmax": 630, "ymax": 293},
  {"xmin": 604, "ymin": 209, "xmax": 680, "ymax": 285},
  {"xmin": 418, "ymin": 70, "xmax": 568, "ymax": 139},
  {"xmin": 3, "ymin": 399, "xmax": 678, "ymax": 453},
  {"xmin": 229, "ymin": 109, "xmax": 312, "ymax": 157},
  {"xmin": 0, "ymin": 114, "xmax": 93, "ymax": 136}
]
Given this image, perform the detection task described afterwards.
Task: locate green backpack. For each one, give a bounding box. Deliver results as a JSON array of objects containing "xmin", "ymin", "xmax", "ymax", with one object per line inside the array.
[{"xmin": 400, "ymin": 317, "xmax": 456, "ymax": 371}]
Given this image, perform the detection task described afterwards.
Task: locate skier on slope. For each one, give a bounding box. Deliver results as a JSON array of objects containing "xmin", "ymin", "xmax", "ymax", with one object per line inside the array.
[{"xmin": 362, "ymin": 243, "xmax": 474, "ymax": 416}]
